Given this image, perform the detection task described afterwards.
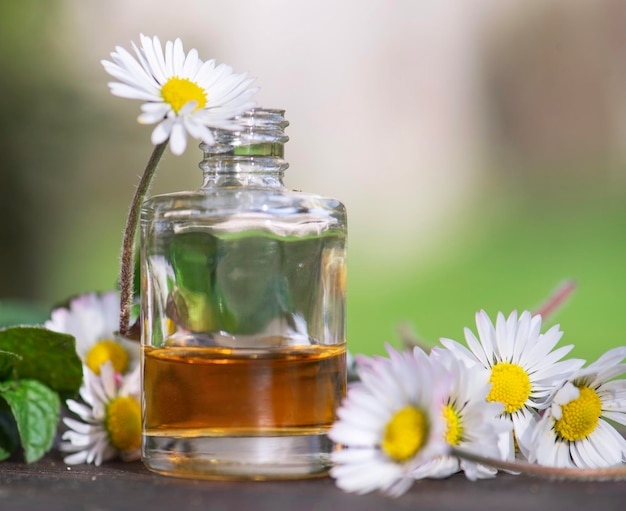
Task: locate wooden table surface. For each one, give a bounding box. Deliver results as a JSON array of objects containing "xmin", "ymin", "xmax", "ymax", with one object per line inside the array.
[{"xmin": 1, "ymin": 450, "xmax": 625, "ymax": 511}]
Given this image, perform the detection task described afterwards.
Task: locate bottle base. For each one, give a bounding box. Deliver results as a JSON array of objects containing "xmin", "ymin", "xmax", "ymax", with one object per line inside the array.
[{"xmin": 142, "ymin": 433, "xmax": 335, "ymax": 480}]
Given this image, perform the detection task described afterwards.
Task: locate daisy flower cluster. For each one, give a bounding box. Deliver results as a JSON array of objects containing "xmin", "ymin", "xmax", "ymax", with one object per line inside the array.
[
  {"xmin": 45, "ymin": 291, "xmax": 142, "ymax": 466},
  {"xmin": 331, "ymin": 309, "xmax": 626, "ymax": 497}
]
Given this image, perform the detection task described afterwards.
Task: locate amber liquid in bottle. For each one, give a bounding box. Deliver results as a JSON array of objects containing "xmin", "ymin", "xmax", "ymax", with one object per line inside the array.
[{"xmin": 143, "ymin": 344, "xmax": 346, "ymax": 435}]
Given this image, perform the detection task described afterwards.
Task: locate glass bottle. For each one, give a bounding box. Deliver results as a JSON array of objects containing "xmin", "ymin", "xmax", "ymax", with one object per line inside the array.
[{"xmin": 139, "ymin": 108, "xmax": 347, "ymax": 479}]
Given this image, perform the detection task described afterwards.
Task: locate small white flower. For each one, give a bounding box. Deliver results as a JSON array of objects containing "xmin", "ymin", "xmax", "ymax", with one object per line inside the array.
[
  {"xmin": 329, "ymin": 344, "xmax": 449, "ymax": 497},
  {"xmin": 45, "ymin": 291, "xmax": 139, "ymax": 376},
  {"xmin": 59, "ymin": 361, "xmax": 142, "ymax": 466},
  {"xmin": 411, "ymin": 347, "xmax": 512, "ymax": 481},
  {"xmin": 440, "ymin": 310, "xmax": 584, "ymax": 459},
  {"xmin": 102, "ymin": 34, "xmax": 258, "ymax": 155},
  {"xmin": 529, "ymin": 346, "xmax": 626, "ymax": 468}
]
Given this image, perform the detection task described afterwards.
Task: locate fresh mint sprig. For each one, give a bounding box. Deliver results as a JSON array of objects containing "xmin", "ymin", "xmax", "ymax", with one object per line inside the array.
[{"xmin": 0, "ymin": 326, "xmax": 82, "ymax": 462}]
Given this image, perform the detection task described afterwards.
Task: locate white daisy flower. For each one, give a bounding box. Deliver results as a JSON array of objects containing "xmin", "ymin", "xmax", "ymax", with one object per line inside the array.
[
  {"xmin": 329, "ymin": 345, "xmax": 449, "ymax": 497},
  {"xmin": 45, "ymin": 291, "xmax": 139, "ymax": 376},
  {"xmin": 529, "ymin": 346, "xmax": 626, "ymax": 468},
  {"xmin": 59, "ymin": 361, "xmax": 141, "ymax": 466},
  {"xmin": 101, "ymin": 33, "xmax": 258, "ymax": 155},
  {"xmin": 411, "ymin": 347, "xmax": 512, "ymax": 481},
  {"xmin": 440, "ymin": 310, "xmax": 585, "ymax": 459}
]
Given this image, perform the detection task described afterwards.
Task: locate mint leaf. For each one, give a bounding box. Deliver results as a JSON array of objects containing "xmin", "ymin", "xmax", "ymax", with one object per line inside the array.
[
  {"xmin": 0, "ymin": 379, "xmax": 60, "ymax": 463},
  {"xmin": 0, "ymin": 326, "xmax": 82, "ymax": 399}
]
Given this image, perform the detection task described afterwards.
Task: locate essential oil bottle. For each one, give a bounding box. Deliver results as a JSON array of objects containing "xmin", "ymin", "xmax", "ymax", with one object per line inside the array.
[{"xmin": 140, "ymin": 108, "xmax": 347, "ymax": 479}]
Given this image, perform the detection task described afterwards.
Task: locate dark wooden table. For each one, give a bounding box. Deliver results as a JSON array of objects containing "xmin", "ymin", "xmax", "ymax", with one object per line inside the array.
[{"xmin": 1, "ymin": 450, "xmax": 625, "ymax": 511}]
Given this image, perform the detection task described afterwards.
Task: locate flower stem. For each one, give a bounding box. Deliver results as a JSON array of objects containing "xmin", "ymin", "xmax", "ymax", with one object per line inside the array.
[
  {"xmin": 118, "ymin": 141, "xmax": 168, "ymax": 338},
  {"xmin": 452, "ymin": 446, "xmax": 626, "ymax": 480},
  {"xmin": 534, "ymin": 279, "xmax": 577, "ymax": 321}
]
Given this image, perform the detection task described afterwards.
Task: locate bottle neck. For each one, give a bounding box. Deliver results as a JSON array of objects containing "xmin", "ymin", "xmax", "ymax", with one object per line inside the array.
[{"xmin": 199, "ymin": 108, "xmax": 289, "ymax": 189}]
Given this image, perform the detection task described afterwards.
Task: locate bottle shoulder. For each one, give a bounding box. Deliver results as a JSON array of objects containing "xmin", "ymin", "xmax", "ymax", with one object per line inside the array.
[
  {"xmin": 144, "ymin": 187, "xmax": 345, "ymax": 213},
  {"xmin": 141, "ymin": 187, "xmax": 347, "ymax": 233}
]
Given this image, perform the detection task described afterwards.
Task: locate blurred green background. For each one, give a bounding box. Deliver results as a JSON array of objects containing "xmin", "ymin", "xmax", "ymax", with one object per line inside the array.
[{"xmin": 1, "ymin": 1, "xmax": 625, "ymax": 364}]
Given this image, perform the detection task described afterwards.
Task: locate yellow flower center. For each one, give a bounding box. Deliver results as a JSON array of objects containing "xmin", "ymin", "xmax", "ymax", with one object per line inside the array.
[
  {"xmin": 442, "ymin": 404, "xmax": 464, "ymax": 446},
  {"xmin": 105, "ymin": 396, "xmax": 142, "ymax": 451},
  {"xmin": 161, "ymin": 77, "xmax": 207, "ymax": 114},
  {"xmin": 554, "ymin": 386, "xmax": 602, "ymax": 442},
  {"xmin": 487, "ymin": 362, "xmax": 532, "ymax": 414},
  {"xmin": 85, "ymin": 340, "xmax": 129, "ymax": 375},
  {"xmin": 381, "ymin": 406, "xmax": 429, "ymax": 462}
]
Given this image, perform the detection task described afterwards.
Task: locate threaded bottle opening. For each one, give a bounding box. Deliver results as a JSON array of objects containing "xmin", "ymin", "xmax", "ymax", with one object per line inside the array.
[
  {"xmin": 199, "ymin": 108, "xmax": 289, "ymax": 185},
  {"xmin": 200, "ymin": 108, "xmax": 289, "ymax": 157}
]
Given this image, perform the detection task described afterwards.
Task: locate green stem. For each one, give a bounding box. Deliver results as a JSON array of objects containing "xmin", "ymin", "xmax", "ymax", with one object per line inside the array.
[{"xmin": 118, "ymin": 141, "xmax": 168, "ymax": 338}]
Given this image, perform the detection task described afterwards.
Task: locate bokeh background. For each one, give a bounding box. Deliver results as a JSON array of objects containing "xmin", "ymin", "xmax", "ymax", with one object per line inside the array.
[{"xmin": 1, "ymin": 0, "xmax": 626, "ymax": 362}]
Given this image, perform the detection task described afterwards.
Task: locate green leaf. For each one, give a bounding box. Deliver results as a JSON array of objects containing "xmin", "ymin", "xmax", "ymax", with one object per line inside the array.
[
  {"xmin": 0, "ymin": 379, "xmax": 60, "ymax": 463},
  {"xmin": 0, "ymin": 326, "xmax": 82, "ymax": 399}
]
